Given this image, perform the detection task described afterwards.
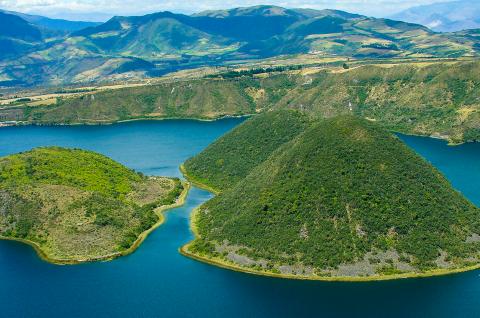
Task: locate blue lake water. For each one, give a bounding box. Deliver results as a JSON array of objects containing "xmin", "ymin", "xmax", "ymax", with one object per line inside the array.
[{"xmin": 0, "ymin": 120, "xmax": 479, "ymax": 318}]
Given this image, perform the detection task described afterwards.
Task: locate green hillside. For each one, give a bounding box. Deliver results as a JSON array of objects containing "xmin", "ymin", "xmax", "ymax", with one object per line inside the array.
[
  {"xmin": 183, "ymin": 116, "xmax": 480, "ymax": 279},
  {"xmin": 0, "ymin": 11, "xmax": 44, "ymax": 60},
  {"xmin": 37, "ymin": 6, "xmax": 480, "ymax": 61},
  {"xmin": 246, "ymin": 13, "xmax": 476, "ymax": 58},
  {"xmin": 271, "ymin": 61, "xmax": 480, "ymax": 143},
  {"xmin": 20, "ymin": 78, "xmax": 259, "ymax": 123},
  {"xmin": 183, "ymin": 110, "xmax": 311, "ymax": 191},
  {"xmin": 0, "ymin": 147, "xmax": 185, "ymax": 263},
  {"xmin": 73, "ymin": 13, "xmax": 239, "ymax": 58},
  {"xmin": 9, "ymin": 60, "xmax": 479, "ymax": 143},
  {"xmin": 1, "ymin": 5, "xmax": 480, "ymax": 86}
]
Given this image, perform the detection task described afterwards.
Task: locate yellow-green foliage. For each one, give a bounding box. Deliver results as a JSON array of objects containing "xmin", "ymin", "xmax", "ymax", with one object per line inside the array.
[
  {"xmin": 0, "ymin": 147, "xmax": 183, "ymax": 261},
  {"xmin": 0, "ymin": 147, "xmax": 141, "ymax": 198}
]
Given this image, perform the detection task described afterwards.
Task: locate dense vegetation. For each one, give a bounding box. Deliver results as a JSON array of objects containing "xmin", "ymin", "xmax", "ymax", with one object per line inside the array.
[
  {"xmin": 206, "ymin": 65, "xmax": 304, "ymax": 79},
  {"xmin": 272, "ymin": 61, "xmax": 480, "ymax": 144},
  {"xmin": 184, "ymin": 110, "xmax": 310, "ymax": 191},
  {"xmin": 20, "ymin": 78, "xmax": 258, "ymax": 124},
  {"xmin": 185, "ymin": 115, "xmax": 480, "ymax": 277},
  {"xmin": 8, "ymin": 60, "xmax": 479, "ymax": 143},
  {"xmin": 0, "ymin": 147, "xmax": 184, "ymax": 262}
]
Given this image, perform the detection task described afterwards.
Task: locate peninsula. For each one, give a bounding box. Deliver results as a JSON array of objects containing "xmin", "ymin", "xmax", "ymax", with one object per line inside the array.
[{"xmin": 0, "ymin": 147, "xmax": 187, "ymax": 264}]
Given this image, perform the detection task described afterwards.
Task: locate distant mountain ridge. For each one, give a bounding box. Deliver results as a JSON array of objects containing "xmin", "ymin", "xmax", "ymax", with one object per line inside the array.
[
  {"xmin": 390, "ymin": 0, "xmax": 480, "ymax": 32},
  {"xmin": 1, "ymin": 5, "xmax": 480, "ymax": 87},
  {"xmin": 0, "ymin": 10, "xmax": 101, "ymax": 61},
  {"xmin": 0, "ymin": 11, "xmax": 42, "ymax": 41},
  {"xmin": 72, "ymin": 6, "xmax": 479, "ymax": 60},
  {"xmin": 0, "ymin": 11, "xmax": 44, "ymax": 59},
  {"xmin": 0, "ymin": 9, "xmax": 100, "ymax": 33}
]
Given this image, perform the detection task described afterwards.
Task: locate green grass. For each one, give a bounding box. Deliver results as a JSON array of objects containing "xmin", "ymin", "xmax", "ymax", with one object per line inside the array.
[
  {"xmin": 0, "ymin": 147, "xmax": 142, "ymax": 197},
  {"xmin": 0, "ymin": 147, "xmax": 184, "ymax": 262}
]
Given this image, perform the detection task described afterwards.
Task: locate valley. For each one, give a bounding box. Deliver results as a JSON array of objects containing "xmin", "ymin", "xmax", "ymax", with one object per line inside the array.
[{"xmin": 1, "ymin": 5, "xmax": 480, "ymax": 87}]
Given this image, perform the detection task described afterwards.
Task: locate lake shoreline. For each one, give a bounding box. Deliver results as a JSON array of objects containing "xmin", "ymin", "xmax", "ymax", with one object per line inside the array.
[
  {"xmin": 181, "ymin": 241, "xmax": 480, "ymax": 282},
  {"xmin": 2, "ymin": 114, "xmax": 475, "ymax": 146},
  {"xmin": 179, "ymin": 168, "xmax": 480, "ymax": 282},
  {"xmin": 179, "ymin": 164, "xmax": 220, "ymax": 195},
  {"xmin": 0, "ymin": 181, "xmax": 191, "ymax": 265},
  {"xmin": 0, "ymin": 114, "xmax": 252, "ymax": 129}
]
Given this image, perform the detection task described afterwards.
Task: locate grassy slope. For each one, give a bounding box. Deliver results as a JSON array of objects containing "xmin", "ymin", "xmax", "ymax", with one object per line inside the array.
[
  {"xmin": 45, "ymin": 9, "xmax": 480, "ymax": 62},
  {"xmin": 0, "ymin": 147, "xmax": 184, "ymax": 262},
  {"xmin": 274, "ymin": 61, "xmax": 480, "ymax": 143},
  {"xmin": 69, "ymin": 15, "xmax": 237, "ymax": 60},
  {"xmin": 183, "ymin": 110, "xmax": 311, "ymax": 190},
  {"xmin": 24, "ymin": 78, "xmax": 257, "ymax": 123},
  {"xmin": 13, "ymin": 60, "xmax": 480, "ymax": 143},
  {"xmin": 185, "ymin": 115, "xmax": 480, "ymax": 278},
  {"xmin": 255, "ymin": 14, "xmax": 476, "ymax": 58},
  {"xmin": 2, "ymin": 6, "xmax": 480, "ymax": 87}
]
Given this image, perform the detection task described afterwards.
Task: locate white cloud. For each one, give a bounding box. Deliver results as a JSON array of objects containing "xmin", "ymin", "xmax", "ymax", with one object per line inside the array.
[{"xmin": 0, "ymin": 0, "xmax": 454, "ymax": 21}]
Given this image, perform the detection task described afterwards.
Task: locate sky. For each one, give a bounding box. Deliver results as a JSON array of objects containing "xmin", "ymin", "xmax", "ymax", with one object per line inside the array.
[{"xmin": 0, "ymin": 0, "xmax": 454, "ymax": 22}]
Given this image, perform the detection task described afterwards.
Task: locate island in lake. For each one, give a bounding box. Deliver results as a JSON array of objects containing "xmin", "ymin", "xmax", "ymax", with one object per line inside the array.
[
  {"xmin": 181, "ymin": 111, "xmax": 480, "ymax": 281},
  {"xmin": 0, "ymin": 147, "xmax": 187, "ymax": 264}
]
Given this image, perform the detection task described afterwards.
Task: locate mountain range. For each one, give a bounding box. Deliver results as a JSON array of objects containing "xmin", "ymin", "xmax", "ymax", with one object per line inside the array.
[
  {"xmin": 0, "ymin": 5, "xmax": 479, "ymax": 87},
  {"xmin": 391, "ymin": 0, "xmax": 480, "ymax": 32}
]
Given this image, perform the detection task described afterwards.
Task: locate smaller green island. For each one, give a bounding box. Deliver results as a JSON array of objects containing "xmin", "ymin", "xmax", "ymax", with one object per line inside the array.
[
  {"xmin": 181, "ymin": 111, "xmax": 480, "ymax": 281},
  {"xmin": 0, "ymin": 147, "xmax": 188, "ymax": 264}
]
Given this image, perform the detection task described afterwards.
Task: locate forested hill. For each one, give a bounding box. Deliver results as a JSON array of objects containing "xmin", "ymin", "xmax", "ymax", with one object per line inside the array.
[
  {"xmin": 183, "ymin": 110, "xmax": 311, "ymax": 191},
  {"xmin": 184, "ymin": 115, "xmax": 480, "ymax": 279}
]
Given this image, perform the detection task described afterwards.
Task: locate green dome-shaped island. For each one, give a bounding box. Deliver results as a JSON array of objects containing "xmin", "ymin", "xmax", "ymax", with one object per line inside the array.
[{"xmin": 182, "ymin": 112, "xmax": 480, "ymax": 281}]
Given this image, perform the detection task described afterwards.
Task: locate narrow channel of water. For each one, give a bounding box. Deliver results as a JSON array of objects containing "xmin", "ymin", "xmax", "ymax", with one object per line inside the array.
[{"xmin": 0, "ymin": 120, "xmax": 479, "ymax": 318}]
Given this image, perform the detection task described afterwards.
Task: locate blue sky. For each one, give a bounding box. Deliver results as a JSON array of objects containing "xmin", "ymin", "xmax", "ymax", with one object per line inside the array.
[{"xmin": 0, "ymin": 0, "xmax": 453, "ymax": 21}]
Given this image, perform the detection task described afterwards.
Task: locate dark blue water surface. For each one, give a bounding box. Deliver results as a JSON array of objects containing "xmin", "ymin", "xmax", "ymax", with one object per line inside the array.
[{"xmin": 0, "ymin": 120, "xmax": 479, "ymax": 318}]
